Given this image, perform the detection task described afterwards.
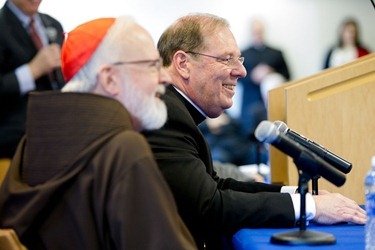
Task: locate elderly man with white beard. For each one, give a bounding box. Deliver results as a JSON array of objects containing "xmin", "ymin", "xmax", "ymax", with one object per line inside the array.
[{"xmin": 0, "ymin": 16, "xmax": 196, "ymax": 250}]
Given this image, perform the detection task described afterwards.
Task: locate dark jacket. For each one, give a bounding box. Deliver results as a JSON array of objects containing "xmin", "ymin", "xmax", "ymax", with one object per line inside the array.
[
  {"xmin": 240, "ymin": 45, "xmax": 290, "ymax": 136},
  {"xmin": 0, "ymin": 2, "xmax": 65, "ymax": 158},
  {"xmin": 143, "ymin": 86, "xmax": 295, "ymax": 249},
  {"xmin": 0, "ymin": 92, "xmax": 196, "ymax": 250}
]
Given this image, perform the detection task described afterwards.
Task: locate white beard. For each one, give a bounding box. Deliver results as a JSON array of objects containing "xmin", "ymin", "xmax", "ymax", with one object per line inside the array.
[{"xmin": 123, "ymin": 82, "xmax": 167, "ymax": 131}]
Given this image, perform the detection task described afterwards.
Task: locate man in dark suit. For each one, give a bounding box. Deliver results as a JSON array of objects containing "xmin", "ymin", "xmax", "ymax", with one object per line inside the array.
[
  {"xmin": 225, "ymin": 19, "xmax": 290, "ymax": 164},
  {"xmin": 0, "ymin": 0, "xmax": 65, "ymax": 158},
  {"xmin": 239, "ymin": 18, "xmax": 290, "ymax": 164},
  {"xmin": 143, "ymin": 13, "xmax": 366, "ymax": 250}
]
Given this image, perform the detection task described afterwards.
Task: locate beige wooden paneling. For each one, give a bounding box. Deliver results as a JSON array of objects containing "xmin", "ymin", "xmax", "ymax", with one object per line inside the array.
[{"xmin": 268, "ymin": 53, "xmax": 375, "ymax": 204}]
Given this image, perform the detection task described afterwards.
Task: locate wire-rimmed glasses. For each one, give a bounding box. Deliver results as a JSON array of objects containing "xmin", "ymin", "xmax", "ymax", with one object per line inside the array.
[{"xmin": 186, "ymin": 51, "xmax": 244, "ymax": 67}]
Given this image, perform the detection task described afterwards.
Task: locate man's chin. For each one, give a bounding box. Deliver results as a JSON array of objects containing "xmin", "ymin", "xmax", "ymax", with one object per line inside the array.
[{"xmin": 141, "ymin": 102, "xmax": 168, "ymax": 130}]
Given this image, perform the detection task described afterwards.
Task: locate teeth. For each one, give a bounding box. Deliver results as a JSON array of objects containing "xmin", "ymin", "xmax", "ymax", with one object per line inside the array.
[{"xmin": 223, "ymin": 84, "xmax": 234, "ymax": 90}]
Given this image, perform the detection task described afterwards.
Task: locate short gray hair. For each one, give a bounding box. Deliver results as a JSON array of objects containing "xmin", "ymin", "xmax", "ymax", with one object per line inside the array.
[{"xmin": 157, "ymin": 13, "xmax": 229, "ymax": 67}]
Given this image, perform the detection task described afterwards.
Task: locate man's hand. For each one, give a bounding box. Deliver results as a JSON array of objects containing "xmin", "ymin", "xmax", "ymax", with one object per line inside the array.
[
  {"xmin": 250, "ymin": 63, "xmax": 273, "ymax": 84},
  {"xmin": 28, "ymin": 43, "xmax": 61, "ymax": 79},
  {"xmin": 312, "ymin": 190, "xmax": 366, "ymax": 225}
]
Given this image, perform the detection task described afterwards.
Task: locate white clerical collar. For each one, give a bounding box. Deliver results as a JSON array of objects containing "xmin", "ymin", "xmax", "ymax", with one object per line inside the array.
[{"xmin": 172, "ymin": 85, "xmax": 207, "ymax": 118}]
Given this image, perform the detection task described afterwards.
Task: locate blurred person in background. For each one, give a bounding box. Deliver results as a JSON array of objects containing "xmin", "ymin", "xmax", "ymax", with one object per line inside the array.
[
  {"xmin": 240, "ymin": 18, "xmax": 290, "ymax": 138},
  {"xmin": 323, "ymin": 17, "xmax": 370, "ymax": 69},
  {"xmin": 0, "ymin": 0, "xmax": 65, "ymax": 159}
]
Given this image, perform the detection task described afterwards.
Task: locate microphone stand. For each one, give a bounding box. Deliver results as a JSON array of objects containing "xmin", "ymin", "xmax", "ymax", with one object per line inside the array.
[
  {"xmin": 249, "ymin": 132, "xmax": 262, "ymax": 175},
  {"xmin": 270, "ymin": 151, "xmax": 336, "ymax": 245},
  {"xmin": 312, "ymin": 175, "xmax": 320, "ymax": 195}
]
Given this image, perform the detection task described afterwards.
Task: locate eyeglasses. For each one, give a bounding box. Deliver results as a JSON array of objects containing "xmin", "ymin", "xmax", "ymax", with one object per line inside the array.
[
  {"xmin": 186, "ymin": 51, "xmax": 244, "ymax": 67},
  {"xmin": 112, "ymin": 58, "xmax": 162, "ymax": 71}
]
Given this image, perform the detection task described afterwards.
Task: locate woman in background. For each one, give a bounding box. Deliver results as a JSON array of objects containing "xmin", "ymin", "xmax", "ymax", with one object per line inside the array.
[{"xmin": 323, "ymin": 18, "xmax": 370, "ymax": 69}]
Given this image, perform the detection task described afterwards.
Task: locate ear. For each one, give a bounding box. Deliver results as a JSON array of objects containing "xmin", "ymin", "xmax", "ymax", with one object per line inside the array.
[
  {"xmin": 173, "ymin": 50, "xmax": 190, "ymax": 80},
  {"xmin": 97, "ymin": 65, "xmax": 120, "ymax": 96}
]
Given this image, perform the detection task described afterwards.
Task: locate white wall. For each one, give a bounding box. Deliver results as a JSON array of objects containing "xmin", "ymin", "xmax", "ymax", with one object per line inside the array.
[{"xmin": 2, "ymin": 0, "xmax": 374, "ymax": 81}]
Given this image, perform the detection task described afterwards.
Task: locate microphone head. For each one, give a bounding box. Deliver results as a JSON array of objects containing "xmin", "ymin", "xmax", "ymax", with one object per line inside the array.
[
  {"xmin": 46, "ymin": 27, "xmax": 57, "ymax": 42},
  {"xmin": 274, "ymin": 120, "xmax": 289, "ymax": 134},
  {"xmin": 254, "ymin": 120, "xmax": 279, "ymax": 143}
]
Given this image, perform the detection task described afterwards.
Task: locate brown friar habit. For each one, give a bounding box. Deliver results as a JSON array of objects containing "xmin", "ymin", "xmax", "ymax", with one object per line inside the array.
[{"xmin": 0, "ymin": 92, "xmax": 196, "ymax": 250}]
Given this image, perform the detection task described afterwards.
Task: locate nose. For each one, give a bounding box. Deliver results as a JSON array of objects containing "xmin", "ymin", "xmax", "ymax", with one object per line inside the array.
[
  {"xmin": 231, "ymin": 63, "xmax": 247, "ymax": 79},
  {"xmin": 159, "ymin": 67, "xmax": 172, "ymax": 86}
]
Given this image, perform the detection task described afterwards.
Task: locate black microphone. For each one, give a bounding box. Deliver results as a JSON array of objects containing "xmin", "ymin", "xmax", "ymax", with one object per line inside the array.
[
  {"xmin": 274, "ymin": 121, "xmax": 352, "ymax": 174},
  {"xmin": 45, "ymin": 25, "xmax": 64, "ymax": 89},
  {"xmin": 254, "ymin": 121, "xmax": 346, "ymax": 187},
  {"xmin": 46, "ymin": 26, "xmax": 58, "ymax": 43}
]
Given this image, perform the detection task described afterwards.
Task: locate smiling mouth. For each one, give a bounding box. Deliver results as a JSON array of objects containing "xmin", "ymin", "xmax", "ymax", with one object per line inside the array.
[{"xmin": 223, "ymin": 84, "xmax": 235, "ymax": 91}]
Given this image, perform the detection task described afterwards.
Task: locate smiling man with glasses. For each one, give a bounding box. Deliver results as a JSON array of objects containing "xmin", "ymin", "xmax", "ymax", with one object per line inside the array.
[{"xmin": 143, "ymin": 13, "xmax": 366, "ymax": 250}]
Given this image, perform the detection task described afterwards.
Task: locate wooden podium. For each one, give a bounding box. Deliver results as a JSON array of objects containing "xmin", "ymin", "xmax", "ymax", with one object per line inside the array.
[{"xmin": 268, "ymin": 53, "xmax": 375, "ymax": 204}]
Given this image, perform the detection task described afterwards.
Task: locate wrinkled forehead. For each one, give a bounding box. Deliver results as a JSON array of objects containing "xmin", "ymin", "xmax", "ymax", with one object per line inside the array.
[{"xmin": 202, "ymin": 26, "xmax": 240, "ymax": 55}]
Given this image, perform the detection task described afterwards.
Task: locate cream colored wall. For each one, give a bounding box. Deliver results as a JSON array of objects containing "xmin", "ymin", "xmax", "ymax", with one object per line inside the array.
[{"xmin": 1, "ymin": 0, "xmax": 374, "ymax": 83}]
